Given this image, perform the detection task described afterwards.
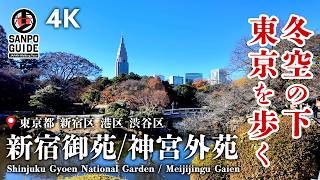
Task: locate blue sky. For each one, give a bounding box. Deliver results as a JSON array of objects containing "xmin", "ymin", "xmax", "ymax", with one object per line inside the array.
[{"xmin": 1, "ymin": 0, "xmax": 319, "ymax": 79}]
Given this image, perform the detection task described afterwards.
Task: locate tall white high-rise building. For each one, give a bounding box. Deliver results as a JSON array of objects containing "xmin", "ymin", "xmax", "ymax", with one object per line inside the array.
[
  {"xmin": 209, "ymin": 69, "xmax": 228, "ymax": 85},
  {"xmin": 115, "ymin": 35, "xmax": 129, "ymax": 76}
]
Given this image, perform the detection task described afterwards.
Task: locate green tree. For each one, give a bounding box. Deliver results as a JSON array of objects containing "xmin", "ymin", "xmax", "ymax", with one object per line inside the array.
[
  {"xmin": 29, "ymin": 85, "xmax": 72, "ymax": 113},
  {"xmin": 126, "ymin": 72, "xmax": 142, "ymax": 80},
  {"xmin": 104, "ymin": 102, "xmax": 130, "ymax": 119},
  {"xmin": 113, "ymin": 108, "xmax": 130, "ymax": 119},
  {"xmin": 81, "ymin": 88, "xmax": 100, "ymax": 110},
  {"xmin": 111, "ymin": 73, "xmax": 142, "ymax": 85},
  {"xmin": 162, "ymin": 81, "xmax": 176, "ymax": 105},
  {"xmin": 104, "ymin": 102, "xmax": 123, "ymax": 116},
  {"xmin": 175, "ymin": 84, "xmax": 197, "ymax": 107},
  {"xmin": 94, "ymin": 76, "xmax": 111, "ymax": 91}
]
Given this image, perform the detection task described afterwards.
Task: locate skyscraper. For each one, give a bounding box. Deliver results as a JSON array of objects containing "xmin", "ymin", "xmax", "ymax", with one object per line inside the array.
[
  {"xmin": 185, "ymin": 73, "xmax": 203, "ymax": 83},
  {"xmin": 209, "ymin": 68, "xmax": 228, "ymax": 85},
  {"xmin": 169, "ymin": 76, "xmax": 184, "ymax": 86},
  {"xmin": 115, "ymin": 35, "xmax": 129, "ymax": 76}
]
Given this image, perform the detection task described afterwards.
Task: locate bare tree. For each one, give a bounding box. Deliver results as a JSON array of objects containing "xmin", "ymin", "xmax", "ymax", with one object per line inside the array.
[
  {"xmin": 229, "ymin": 30, "xmax": 320, "ymax": 112},
  {"xmin": 229, "ymin": 36, "xmax": 260, "ymax": 74},
  {"xmin": 177, "ymin": 81, "xmax": 257, "ymax": 134},
  {"xmin": 136, "ymin": 88, "xmax": 169, "ymax": 113},
  {"xmin": 39, "ymin": 52, "xmax": 102, "ymax": 83}
]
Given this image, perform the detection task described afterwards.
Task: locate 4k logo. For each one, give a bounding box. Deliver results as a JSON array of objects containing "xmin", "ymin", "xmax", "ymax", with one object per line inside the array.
[
  {"xmin": 46, "ymin": 8, "xmax": 80, "ymax": 29},
  {"xmin": 11, "ymin": 8, "xmax": 37, "ymax": 33}
]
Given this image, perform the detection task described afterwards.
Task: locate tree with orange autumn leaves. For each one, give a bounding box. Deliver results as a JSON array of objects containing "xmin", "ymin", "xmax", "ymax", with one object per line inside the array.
[
  {"xmin": 192, "ymin": 79, "xmax": 208, "ymax": 89},
  {"xmin": 100, "ymin": 77, "xmax": 170, "ymax": 113}
]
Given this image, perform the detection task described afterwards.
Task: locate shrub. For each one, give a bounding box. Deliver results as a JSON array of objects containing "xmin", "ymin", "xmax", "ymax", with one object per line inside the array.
[
  {"xmin": 104, "ymin": 102, "xmax": 123, "ymax": 116},
  {"xmin": 29, "ymin": 85, "xmax": 71, "ymax": 113},
  {"xmin": 114, "ymin": 108, "xmax": 130, "ymax": 119},
  {"xmin": 104, "ymin": 102, "xmax": 130, "ymax": 120}
]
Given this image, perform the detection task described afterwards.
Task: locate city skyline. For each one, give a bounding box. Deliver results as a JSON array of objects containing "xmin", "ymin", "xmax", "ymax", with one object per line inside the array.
[
  {"xmin": 114, "ymin": 35, "xmax": 227, "ymax": 80},
  {"xmin": 0, "ymin": 1, "xmax": 319, "ymax": 79}
]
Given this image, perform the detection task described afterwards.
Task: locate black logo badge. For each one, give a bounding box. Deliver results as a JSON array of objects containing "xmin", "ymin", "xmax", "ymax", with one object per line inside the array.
[{"xmin": 11, "ymin": 8, "xmax": 36, "ymax": 33}]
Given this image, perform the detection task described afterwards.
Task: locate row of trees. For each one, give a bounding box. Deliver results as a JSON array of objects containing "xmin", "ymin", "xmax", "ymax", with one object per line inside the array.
[
  {"xmin": 82, "ymin": 74, "xmax": 211, "ymax": 117},
  {"xmin": 0, "ymin": 24, "xmax": 214, "ymax": 115}
]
